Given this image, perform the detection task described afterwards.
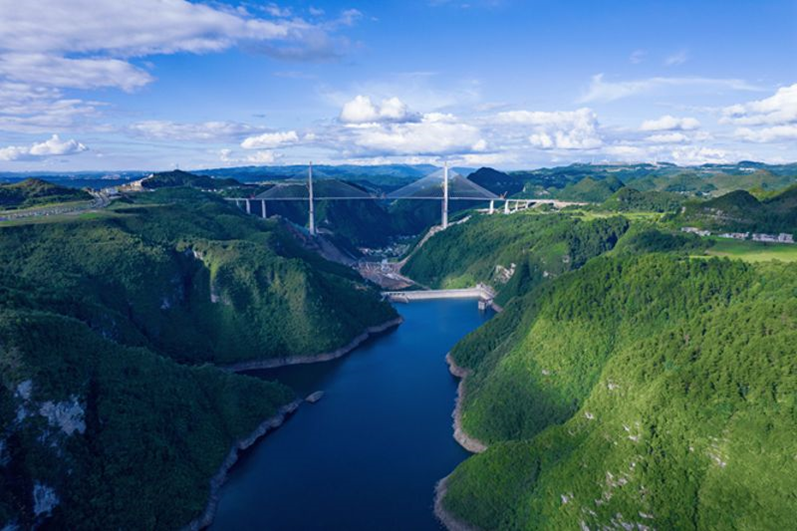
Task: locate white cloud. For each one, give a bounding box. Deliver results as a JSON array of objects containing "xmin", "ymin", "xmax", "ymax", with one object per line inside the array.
[
  {"xmin": 0, "ymin": 53, "xmax": 152, "ymax": 91},
  {"xmin": 130, "ymin": 120, "xmax": 263, "ymax": 142},
  {"xmin": 645, "ymin": 132, "xmax": 690, "ymax": 144},
  {"xmin": 0, "ymin": 134, "xmax": 87, "ymax": 161},
  {"xmin": 241, "ymin": 130, "xmax": 299, "ymax": 149},
  {"xmin": 603, "ymin": 142, "xmax": 729, "ymax": 165},
  {"xmin": 0, "ymin": 82, "xmax": 99, "ymax": 133},
  {"xmin": 497, "ymin": 108, "xmax": 602, "ymax": 150},
  {"xmin": 664, "ymin": 49, "xmax": 689, "ymax": 67},
  {"xmin": 339, "ymin": 95, "xmax": 419, "ymax": 124},
  {"xmin": 579, "ymin": 73, "xmax": 761, "ymax": 103},
  {"xmin": 640, "ymin": 115, "xmax": 701, "ymax": 132},
  {"xmin": 722, "ymin": 83, "xmax": 797, "ymax": 126},
  {"xmin": 264, "ymin": 4, "xmax": 292, "ymax": 18},
  {"xmin": 348, "ymin": 117, "xmax": 485, "ymax": 156},
  {"xmin": 220, "ymin": 148, "xmax": 281, "ymax": 165},
  {"xmin": 669, "ymin": 146, "xmax": 728, "ymax": 165},
  {"xmin": 735, "ymin": 125, "xmax": 797, "ymax": 143},
  {"xmin": 0, "ymin": 0, "xmax": 359, "ymax": 92}
]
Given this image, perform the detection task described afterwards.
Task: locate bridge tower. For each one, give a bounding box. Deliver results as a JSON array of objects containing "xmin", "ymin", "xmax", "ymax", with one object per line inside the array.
[
  {"xmin": 442, "ymin": 162, "xmax": 449, "ymax": 229},
  {"xmin": 308, "ymin": 162, "xmax": 316, "ymax": 236}
]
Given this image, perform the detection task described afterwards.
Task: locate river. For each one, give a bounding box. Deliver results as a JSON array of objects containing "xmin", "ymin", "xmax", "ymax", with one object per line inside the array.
[{"xmin": 210, "ymin": 299, "xmax": 494, "ymax": 530}]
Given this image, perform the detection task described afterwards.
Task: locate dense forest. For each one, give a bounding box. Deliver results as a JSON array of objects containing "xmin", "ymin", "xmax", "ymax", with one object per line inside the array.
[
  {"xmin": 0, "ymin": 186, "xmax": 396, "ymax": 528},
  {"xmin": 678, "ymin": 185, "xmax": 797, "ymax": 235},
  {"xmin": 440, "ymin": 255, "xmax": 797, "ymax": 530},
  {"xmin": 398, "ymin": 203, "xmax": 797, "ymax": 530},
  {"xmin": 403, "ymin": 213, "xmax": 630, "ymax": 305},
  {"xmin": 0, "ymin": 179, "xmax": 92, "ymax": 210}
]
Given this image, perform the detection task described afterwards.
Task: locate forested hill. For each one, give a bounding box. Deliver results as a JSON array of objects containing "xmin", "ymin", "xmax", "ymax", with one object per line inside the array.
[
  {"xmin": 141, "ymin": 169, "xmax": 242, "ymax": 189},
  {"xmin": 402, "ymin": 213, "xmax": 630, "ymax": 305},
  {"xmin": 0, "ymin": 187, "xmax": 396, "ymax": 528},
  {"xmin": 678, "ymin": 185, "xmax": 797, "ymax": 234},
  {"xmin": 442, "ymin": 255, "xmax": 797, "ymax": 530},
  {"xmin": 409, "ymin": 209, "xmax": 797, "ymax": 529},
  {"xmin": 0, "ymin": 178, "xmax": 91, "ymax": 210}
]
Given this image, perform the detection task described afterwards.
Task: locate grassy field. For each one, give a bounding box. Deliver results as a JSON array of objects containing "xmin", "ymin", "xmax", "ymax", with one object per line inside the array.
[{"xmin": 700, "ymin": 238, "xmax": 797, "ymax": 262}]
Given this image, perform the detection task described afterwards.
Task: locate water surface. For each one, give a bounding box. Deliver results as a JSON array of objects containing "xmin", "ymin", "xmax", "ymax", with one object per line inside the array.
[{"xmin": 211, "ymin": 299, "xmax": 493, "ymax": 530}]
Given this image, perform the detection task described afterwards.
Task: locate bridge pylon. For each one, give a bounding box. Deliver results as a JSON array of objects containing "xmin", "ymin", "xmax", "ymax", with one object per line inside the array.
[
  {"xmin": 442, "ymin": 161, "xmax": 449, "ymax": 229},
  {"xmin": 308, "ymin": 162, "xmax": 316, "ymax": 236}
]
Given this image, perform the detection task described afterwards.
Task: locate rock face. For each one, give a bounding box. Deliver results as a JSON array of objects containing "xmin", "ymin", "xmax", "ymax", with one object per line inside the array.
[
  {"xmin": 305, "ymin": 391, "xmax": 324, "ymax": 403},
  {"xmin": 182, "ymin": 401, "xmax": 301, "ymax": 531},
  {"xmin": 38, "ymin": 397, "xmax": 86, "ymax": 436},
  {"xmin": 33, "ymin": 483, "xmax": 59, "ymax": 517}
]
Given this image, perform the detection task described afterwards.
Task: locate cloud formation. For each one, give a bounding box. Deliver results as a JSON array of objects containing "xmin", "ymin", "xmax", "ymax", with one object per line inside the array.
[
  {"xmin": 722, "ymin": 83, "xmax": 797, "ymax": 126},
  {"xmin": 579, "ymin": 74, "xmax": 760, "ymax": 103},
  {"xmin": 241, "ymin": 130, "xmax": 300, "ymax": 149},
  {"xmin": 131, "ymin": 120, "xmax": 264, "ymax": 142},
  {"xmin": 339, "ymin": 95, "xmax": 419, "ymax": 124},
  {"xmin": 640, "ymin": 115, "xmax": 701, "ymax": 132},
  {"xmin": 0, "ymin": 134, "xmax": 87, "ymax": 161},
  {"xmin": 0, "ymin": 0, "xmax": 360, "ymax": 92},
  {"xmin": 497, "ymin": 108, "xmax": 602, "ymax": 150}
]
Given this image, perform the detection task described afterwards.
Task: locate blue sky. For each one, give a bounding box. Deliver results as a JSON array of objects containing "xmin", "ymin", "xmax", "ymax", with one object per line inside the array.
[{"xmin": 0, "ymin": 0, "xmax": 795, "ymax": 171}]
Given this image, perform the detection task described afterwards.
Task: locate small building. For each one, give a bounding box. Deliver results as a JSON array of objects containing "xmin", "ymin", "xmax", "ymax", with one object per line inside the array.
[
  {"xmin": 681, "ymin": 227, "xmax": 711, "ymax": 237},
  {"xmin": 718, "ymin": 232, "xmax": 749, "ymax": 240},
  {"xmin": 752, "ymin": 233, "xmax": 795, "ymax": 244}
]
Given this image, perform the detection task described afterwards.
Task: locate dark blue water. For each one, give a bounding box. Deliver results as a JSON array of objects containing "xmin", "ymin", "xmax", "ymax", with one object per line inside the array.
[{"xmin": 210, "ymin": 299, "xmax": 493, "ymax": 530}]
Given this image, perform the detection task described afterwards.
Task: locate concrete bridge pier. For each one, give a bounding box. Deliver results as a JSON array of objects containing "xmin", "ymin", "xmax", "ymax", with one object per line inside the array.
[
  {"xmin": 308, "ymin": 162, "xmax": 316, "ymax": 235},
  {"xmin": 504, "ymin": 200, "xmax": 510, "ymax": 214},
  {"xmin": 261, "ymin": 200, "xmax": 267, "ymax": 219},
  {"xmin": 489, "ymin": 200, "xmax": 495, "ymax": 214},
  {"xmin": 245, "ymin": 199, "xmax": 251, "ymax": 214}
]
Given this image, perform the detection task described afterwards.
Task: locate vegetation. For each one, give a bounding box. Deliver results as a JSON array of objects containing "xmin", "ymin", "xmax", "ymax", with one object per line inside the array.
[
  {"xmin": 142, "ymin": 170, "xmax": 241, "ymax": 190},
  {"xmin": 0, "ymin": 179, "xmax": 91, "ymax": 210},
  {"xmin": 556, "ymin": 175, "xmax": 624, "ymax": 202},
  {"xmin": 678, "ymin": 185, "xmax": 797, "ymax": 235},
  {"xmin": 602, "ymin": 187, "xmax": 684, "ymax": 213},
  {"xmin": 407, "ymin": 204, "xmax": 797, "ymax": 530},
  {"xmin": 442, "ymin": 254, "xmax": 797, "ymax": 530},
  {"xmin": 0, "ymin": 310, "xmax": 293, "ymax": 529},
  {"xmin": 0, "ymin": 185, "xmax": 397, "ymax": 528},
  {"xmin": 403, "ymin": 212, "xmax": 629, "ymax": 304},
  {"xmin": 701, "ymin": 238, "xmax": 797, "ymax": 263},
  {"xmin": 468, "ymin": 167, "xmax": 524, "ymax": 197}
]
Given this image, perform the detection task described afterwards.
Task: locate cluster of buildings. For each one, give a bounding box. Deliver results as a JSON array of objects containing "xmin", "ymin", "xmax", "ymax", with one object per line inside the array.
[{"xmin": 681, "ymin": 227, "xmax": 795, "ymax": 244}]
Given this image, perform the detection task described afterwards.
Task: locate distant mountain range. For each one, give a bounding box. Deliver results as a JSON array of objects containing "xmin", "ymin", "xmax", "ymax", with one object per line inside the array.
[{"xmin": 2, "ymin": 162, "xmax": 796, "ymax": 201}]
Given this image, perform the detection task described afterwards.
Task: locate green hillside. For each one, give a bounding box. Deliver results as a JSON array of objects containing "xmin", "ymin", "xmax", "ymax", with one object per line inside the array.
[
  {"xmin": 468, "ymin": 167, "xmax": 524, "ymax": 197},
  {"xmin": 679, "ymin": 185, "xmax": 797, "ymax": 235},
  {"xmin": 602, "ymin": 187, "xmax": 684, "ymax": 213},
  {"xmin": 0, "ymin": 310, "xmax": 293, "ymax": 529},
  {"xmin": 557, "ymin": 175, "xmax": 625, "ymax": 202},
  {"xmin": 402, "ymin": 212, "xmax": 629, "ymax": 305},
  {"xmin": 0, "ymin": 179, "xmax": 92, "ymax": 210},
  {"xmin": 441, "ymin": 254, "xmax": 797, "ymax": 530},
  {"xmin": 142, "ymin": 170, "xmax": 241, "ymax": 190},
  {"xmin": 0, "ymin": 186, "xmax": 398, "ymax": 528},
  {"xmin": 0, "ymin": 188, "xmax": 396, "ymax": 365}
]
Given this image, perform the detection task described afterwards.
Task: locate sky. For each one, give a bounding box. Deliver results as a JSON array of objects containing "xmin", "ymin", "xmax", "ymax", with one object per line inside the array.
[{"xmin": 0, "ymin": 0, "xmax": 795, "ymax": 172}]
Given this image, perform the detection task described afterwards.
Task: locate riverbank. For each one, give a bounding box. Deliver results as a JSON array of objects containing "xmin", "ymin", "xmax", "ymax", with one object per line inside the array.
[
  {"xmin": 221, "ymin": 317, "xmax": 404, "ymax": 372},
  {"xmin": 446, "ymin": 352, "xmax": 487, "ymax": 453},
  {"xmin": 183, "ymin": 400, "xmax": 302, "ymax": 531},
  {"xmin": 434, "ymin": 474, "xmax": 482, "ymax": 531}
]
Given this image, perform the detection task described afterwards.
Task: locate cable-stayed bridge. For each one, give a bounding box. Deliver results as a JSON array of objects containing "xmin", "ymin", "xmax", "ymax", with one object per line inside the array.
[{"xmin": 226, "ymin": 163, "xmax": 583, "ymax": 235}]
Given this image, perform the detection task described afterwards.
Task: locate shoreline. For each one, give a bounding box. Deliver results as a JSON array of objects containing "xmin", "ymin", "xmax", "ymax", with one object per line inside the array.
[
  {"xmin": 187, "ymin": 316, "xmax": 403, "ymax": 530},
  {"xmin": 182, "ymin": 400, "xmax": 301, "ymax": 531},
  {"xmin": 436, "ymin": 353, "xmax": 489, "ymax": 531},
  {"xmin": 434, "ymin": 474, "xmax": 483, "ymax": 531},
  {"xmin": 446, "ymin": 352, "xmax": 488, "ymax": 453},
  {"xmin": 220, "ymin": 317, "xmax": 404, "ymax": 372}
]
